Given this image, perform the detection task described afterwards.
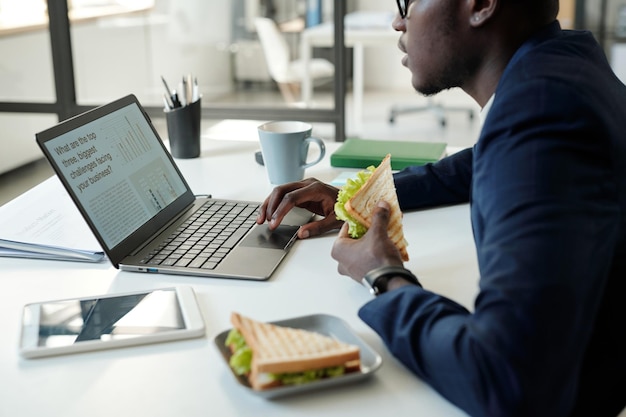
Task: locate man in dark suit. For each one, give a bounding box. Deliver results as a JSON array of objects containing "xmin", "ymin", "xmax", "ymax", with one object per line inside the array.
[{"xmin": 256, "ymin": 0, "xmax": 626, "ymax": 415}]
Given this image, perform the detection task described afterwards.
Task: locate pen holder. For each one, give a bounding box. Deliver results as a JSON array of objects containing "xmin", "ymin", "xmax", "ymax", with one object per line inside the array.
[{"xmin": 165, "ymin": 98, "xmax": 201, "ymax": 159}]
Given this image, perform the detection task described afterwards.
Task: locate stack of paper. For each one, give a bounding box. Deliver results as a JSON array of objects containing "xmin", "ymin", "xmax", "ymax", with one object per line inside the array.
[{"xmin": 0, "ymin": 176, "xmax": 105, "ymax": 262}]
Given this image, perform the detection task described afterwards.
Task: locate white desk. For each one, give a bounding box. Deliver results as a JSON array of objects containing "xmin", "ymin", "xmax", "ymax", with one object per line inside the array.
[
  {"xmin": 0, "ymin": 137, "xmax": 478, "ymax": 417},
  {"xmin": 300, "ymin": 12, "xmax": 398, "ymax": 136}
]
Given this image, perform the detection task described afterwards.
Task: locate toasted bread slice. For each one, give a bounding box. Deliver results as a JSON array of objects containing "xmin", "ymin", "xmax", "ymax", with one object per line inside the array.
[
  {"xmin": 344, "ymin": 154, "xmax": 409, "ymax": 261},
  {"xmin": 230, "ymin": 312, "xmax": 360, "ymax": 390}
]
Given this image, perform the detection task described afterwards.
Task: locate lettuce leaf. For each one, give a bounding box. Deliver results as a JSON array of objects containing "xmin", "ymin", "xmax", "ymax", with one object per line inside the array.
[
  {"xmin": 226, "ymin": 329, "xmax": 252, "ymax": 375},
  {"xmin": 271, "ymin": 366, "xmax": 345, "ymax": 385},
  {"xmin": 334, "ymin": 166, "xmax": 375, "ymax": 238}
]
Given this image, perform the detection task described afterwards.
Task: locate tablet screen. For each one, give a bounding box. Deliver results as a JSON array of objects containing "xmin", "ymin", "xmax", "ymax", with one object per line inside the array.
[{"xmin": 33, "ymin": 288, "xmax": 184, "ymax": 347}]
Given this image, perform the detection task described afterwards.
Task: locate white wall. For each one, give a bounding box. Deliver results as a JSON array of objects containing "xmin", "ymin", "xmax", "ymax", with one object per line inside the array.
[
  {"xmin": 0, "ymin": 30, "xmax": 57, "ymax": 173},
  {"xmin": 0, "ymin": 113, "xmax": 57, "ymax": 174}
]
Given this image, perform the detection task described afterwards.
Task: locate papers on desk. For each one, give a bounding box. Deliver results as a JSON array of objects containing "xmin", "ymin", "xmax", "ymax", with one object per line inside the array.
[{"xmin": 0, "ymin": 176, "xmax": 105, "ymax": 263}]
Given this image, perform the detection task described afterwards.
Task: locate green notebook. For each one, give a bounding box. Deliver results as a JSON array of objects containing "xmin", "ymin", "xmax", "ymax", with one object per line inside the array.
[{"xmin": 330, "ymin": 138, "xmax": 447, "ymax": 170}]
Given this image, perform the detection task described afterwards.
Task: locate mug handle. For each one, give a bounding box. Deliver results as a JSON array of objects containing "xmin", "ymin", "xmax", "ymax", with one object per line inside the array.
[{"xmin": 301, "ymin": 137, "xmax": 326, "ymax": 169}]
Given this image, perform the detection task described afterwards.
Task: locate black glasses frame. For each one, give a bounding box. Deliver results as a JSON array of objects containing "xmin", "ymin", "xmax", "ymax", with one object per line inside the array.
[{"xmin": 396, "ymin": 0, "xmax": 409, "ymax": 18}]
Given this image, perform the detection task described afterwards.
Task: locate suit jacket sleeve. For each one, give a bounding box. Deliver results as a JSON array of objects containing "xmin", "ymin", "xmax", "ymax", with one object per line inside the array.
[{"xmin": 393, "ymin": 147, "xmax": 473, "ymax": 211}]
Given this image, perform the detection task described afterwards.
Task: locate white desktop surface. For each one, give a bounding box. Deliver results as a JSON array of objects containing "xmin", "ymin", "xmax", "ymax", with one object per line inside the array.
[
  {"xmin": 0, "ymin": 137, "xmax": 477, "ymax": 417},
  {"xmin": 301, "ymin": 12, "xmax": 399, "ymax": 136}
]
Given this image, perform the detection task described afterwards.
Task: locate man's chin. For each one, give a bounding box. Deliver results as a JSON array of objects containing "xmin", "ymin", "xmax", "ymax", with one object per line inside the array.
[
  {"xmin": 413, "ymin": 83, "xmax": 443, "ymax": 97},
  {"xmin": 412, "ymin": 76, "xmax": 452, "ymax": 97}
]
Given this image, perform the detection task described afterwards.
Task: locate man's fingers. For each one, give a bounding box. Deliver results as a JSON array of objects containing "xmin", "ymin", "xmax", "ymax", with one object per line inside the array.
[
  {"xmin": 337, "ymin": 221, "xmax": 350, "ymax": 238},
  {"xmin": 331, "ymin": 223, "xmax": 351, "ymax": 271},
  {"xmin": 298, "ymin": 217, "xmax": 343, "ymax": 239},
  {"xmin": 264, "ymin": 181, "xmax": 319, "ymax": 229},
  {"xmin": 370, "ymin": 201, "xmax": 391, "ymax": 235},
  {"xmin": 263, "ymin": 183, "xmax": 304, "ymax": 218}
]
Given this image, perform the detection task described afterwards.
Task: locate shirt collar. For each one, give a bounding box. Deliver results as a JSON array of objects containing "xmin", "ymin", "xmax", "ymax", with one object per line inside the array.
[{"xmin": 480, "ymin": 94, "xmax": 495, "ymax": 127}]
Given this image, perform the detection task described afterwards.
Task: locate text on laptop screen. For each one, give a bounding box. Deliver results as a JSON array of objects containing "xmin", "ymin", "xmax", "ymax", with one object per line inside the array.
[{"xmin": 43, "ymin": 102, "xmax": 187, "ymax": 248}]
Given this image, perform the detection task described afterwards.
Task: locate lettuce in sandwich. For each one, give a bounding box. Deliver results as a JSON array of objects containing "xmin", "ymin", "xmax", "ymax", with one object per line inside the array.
[
  {"xmin": 225, "ymin": 328, "xmax": 252, "ymax": 375},
  {"xmin": 334, "ymin": 166, "xmax": 375, "ymax": 238}
]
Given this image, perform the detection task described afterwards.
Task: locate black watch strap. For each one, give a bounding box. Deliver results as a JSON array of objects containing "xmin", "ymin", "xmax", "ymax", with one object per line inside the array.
[{"xmin": 361, "ymin": 265, "xmax": 421, "ymax": 296}]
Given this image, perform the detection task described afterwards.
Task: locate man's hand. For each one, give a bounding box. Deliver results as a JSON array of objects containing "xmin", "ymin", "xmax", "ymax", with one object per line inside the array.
[
  {"xmin": 331, "ymin": 201, "xmax": 404, "ymax": 282},
  {"xmin": 256, "ymin": 178, "xmax": 344, "ymax": 239}
]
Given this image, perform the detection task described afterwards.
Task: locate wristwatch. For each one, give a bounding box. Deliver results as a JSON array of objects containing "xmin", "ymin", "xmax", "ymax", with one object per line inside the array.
[{"xmin": 361, "ymin": 265, "xmax": 421, "ymax": 296}]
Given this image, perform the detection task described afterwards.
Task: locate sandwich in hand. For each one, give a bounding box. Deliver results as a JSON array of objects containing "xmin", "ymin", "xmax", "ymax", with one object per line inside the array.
[
  {"xmin": 225, "ymin": 312, "xmax": 361, "ymax": 390},
  {"xmin": 334, "ymin": 154, "xmax": 409, "ymax": 261}
]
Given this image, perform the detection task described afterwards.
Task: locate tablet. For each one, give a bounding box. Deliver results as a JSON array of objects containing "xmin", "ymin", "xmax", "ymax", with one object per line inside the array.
[{"xmin": 19, "ymin": 286, "xmax": 205, "ymax": 359}]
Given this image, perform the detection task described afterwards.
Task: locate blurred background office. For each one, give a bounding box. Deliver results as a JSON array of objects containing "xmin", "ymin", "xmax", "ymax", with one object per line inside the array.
[{"xmin": 0, "ymin": 0, "xmax": 615, "ymax": 204}]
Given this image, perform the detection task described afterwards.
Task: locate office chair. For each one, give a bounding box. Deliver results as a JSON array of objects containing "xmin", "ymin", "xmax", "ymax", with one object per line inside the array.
[
  {"xmin": 388, "ymin": 96, "xmax": 474, "ymax": 127},
  {"xmin": 254, "ymin": 17, "xmax": 334, "ymax": 104}
]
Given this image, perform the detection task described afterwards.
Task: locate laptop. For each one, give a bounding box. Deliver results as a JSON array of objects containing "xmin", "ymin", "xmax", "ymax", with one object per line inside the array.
[{"xmin": 35, "ymin": 94, "xmax": 312, "ymax": 281}]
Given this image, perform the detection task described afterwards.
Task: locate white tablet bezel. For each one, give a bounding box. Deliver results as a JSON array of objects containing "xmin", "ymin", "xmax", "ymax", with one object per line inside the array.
[{"xmin": 19, "ymin": 285, "xmax": 205, "ymax": 359}]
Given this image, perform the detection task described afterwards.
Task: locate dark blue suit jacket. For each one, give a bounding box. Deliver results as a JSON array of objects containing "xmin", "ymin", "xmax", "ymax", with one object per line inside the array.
[{"xmin": 359, "ymin": 21, "xmax": 626, "ymax": 417}]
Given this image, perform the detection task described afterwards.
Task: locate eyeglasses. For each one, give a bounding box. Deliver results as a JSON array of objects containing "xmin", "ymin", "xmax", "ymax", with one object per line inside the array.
[{"xmin": 396, "ymin": 0, "xmax": 409, "ymax": 19}]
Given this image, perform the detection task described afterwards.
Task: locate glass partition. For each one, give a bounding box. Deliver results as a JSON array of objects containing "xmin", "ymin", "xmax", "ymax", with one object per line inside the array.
[
  {"xmin": 0, "ymin": 0, "xmax": 348, "ymax": 142},
  {"xmin": 69, "ymin": 0, "xmax": 348, "ymax": 140}
]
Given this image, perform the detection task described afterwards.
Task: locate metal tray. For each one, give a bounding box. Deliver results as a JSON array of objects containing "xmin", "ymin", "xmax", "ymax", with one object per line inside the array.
[{"xmin": 214, "ymin": 313, "xmax": 382, "ymax": 399}]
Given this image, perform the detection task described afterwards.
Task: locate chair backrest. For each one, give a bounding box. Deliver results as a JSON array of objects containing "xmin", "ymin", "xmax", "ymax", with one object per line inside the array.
[{"xmin": 254, "ymin": 17, "xmax": 293, "ymax": 83}]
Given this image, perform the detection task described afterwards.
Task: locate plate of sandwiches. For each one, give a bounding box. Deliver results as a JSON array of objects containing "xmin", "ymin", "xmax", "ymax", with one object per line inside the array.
[{"xmin": 214, "ymin": 312, "xmax": 383, "ymax": 399}]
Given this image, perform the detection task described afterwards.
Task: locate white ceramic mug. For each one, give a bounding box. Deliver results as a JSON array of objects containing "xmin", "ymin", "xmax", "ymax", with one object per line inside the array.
[{"xmin": 257, "ymin": 121, "xmax": 326, "ymax": 185}]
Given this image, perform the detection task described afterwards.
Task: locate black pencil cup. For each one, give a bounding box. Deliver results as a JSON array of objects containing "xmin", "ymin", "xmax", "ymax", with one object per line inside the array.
[{"xmin": 165, "ymin": 98, "xmax": 201, "ymax": 159}]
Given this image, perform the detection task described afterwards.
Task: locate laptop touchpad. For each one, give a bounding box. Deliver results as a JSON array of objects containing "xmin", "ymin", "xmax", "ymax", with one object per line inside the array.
[{"xmin": 240, "ymin": 225, "xmax": 299, "ymax": 250}]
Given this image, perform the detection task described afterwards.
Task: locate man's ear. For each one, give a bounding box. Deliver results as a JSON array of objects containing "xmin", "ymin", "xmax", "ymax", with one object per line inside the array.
[{"xmin": 468, "ymin": 0, "xmax": 499, "ymax": 27}]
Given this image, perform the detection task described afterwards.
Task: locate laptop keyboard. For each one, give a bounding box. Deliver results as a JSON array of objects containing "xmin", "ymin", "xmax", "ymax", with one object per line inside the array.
[{"xmin": 140, "ymin": 200, "xmax": 259, "ymax": 269}]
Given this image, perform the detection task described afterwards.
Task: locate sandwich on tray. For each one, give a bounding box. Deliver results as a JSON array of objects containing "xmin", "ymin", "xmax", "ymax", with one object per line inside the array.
[
  {"xmin": 225, "ymin": 312, "xmax": 361, "ymax": 390},
  {"xmin": 335, "ymin": 153, "xmax": 409, "ymax": 261}
]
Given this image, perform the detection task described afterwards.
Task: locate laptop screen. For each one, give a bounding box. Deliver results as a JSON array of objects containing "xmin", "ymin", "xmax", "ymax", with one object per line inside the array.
[{"xmin": 36, "ymin": 95, "xmax": 195, "ymax": 264}]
